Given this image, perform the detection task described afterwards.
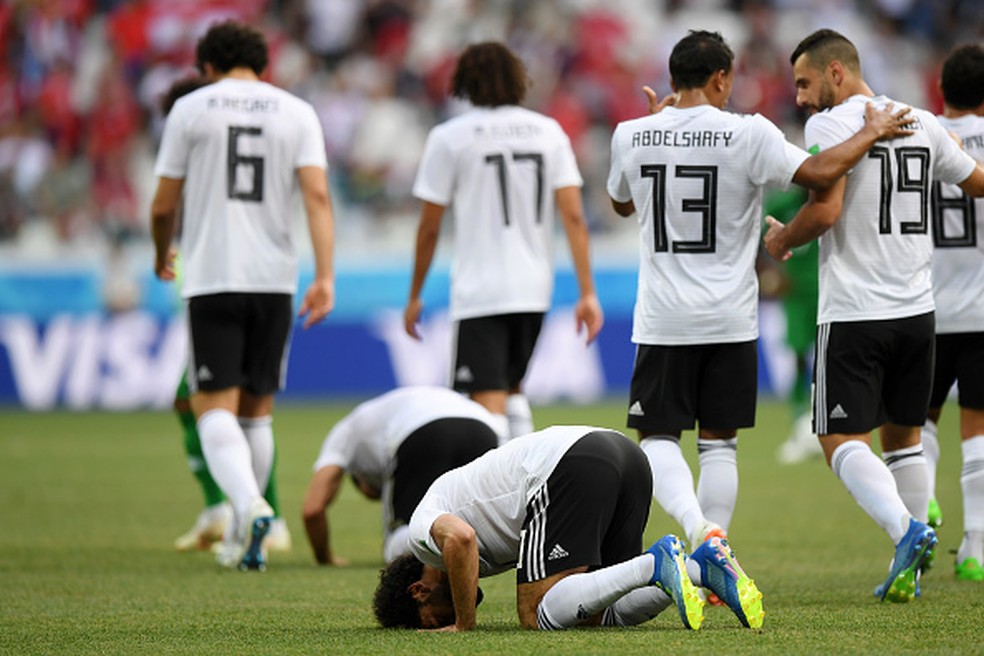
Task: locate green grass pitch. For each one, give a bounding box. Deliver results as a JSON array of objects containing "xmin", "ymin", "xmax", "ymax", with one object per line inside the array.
[{"xmin": 1, "ymin": 399, "xmax": 980, "ymax": 655}]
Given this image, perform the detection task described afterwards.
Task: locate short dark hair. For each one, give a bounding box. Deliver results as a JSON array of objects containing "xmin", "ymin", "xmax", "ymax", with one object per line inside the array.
[
  {"xmin": 790, "ymin": 29, "xmax": 861, "ymax": 74},
  {"xmin": 451, "ymin": 41, "xmax": 529, "ymax": 107},
  {"xmin": 195, "ymin": 20, "xmax": 268, "ymax": 76},
  {"xmin": 160, "ymin": 76, "xmax": 208, "ymax": 116},
  {"xmin": 373, "ymin": 554, "xmax": 424, "ymax": 629},
  {"xmin": 668, "ymin": 30, "xmax": 734, "ymax": 90},
  {"xmin": 941, "ymin": 43, "xmax": 984, "ymax": 110}
]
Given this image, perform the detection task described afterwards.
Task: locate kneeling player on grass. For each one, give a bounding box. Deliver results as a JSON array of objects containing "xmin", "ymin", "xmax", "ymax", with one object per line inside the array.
[
  {"xmin": 372, "ymin": 426, "xmax": 763, "ymax": 631},
  {"xmin": 302, "ymin": 386, "xmax": 501, "ymax": 565}
]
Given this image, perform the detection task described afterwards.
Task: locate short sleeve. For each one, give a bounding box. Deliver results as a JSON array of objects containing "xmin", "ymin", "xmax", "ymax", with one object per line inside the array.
[
  {"xmin": 606, "ymin": 126, "xmax": 631, "ymax": 203},
  {"xmin": 926, "ymin": 114, "xmax": 977, "ymax": 185},
  {"xmin": 746, "ymin": 115, "xmax": 810, "ymax": 189},
  {"xmin": 412, "ymin": 127, "xmax": 455, "ymax": 205},
  {"xmin": 549, "ymin": 122, "xmax": 583, "ymax": 189},
  {"xmin": 154, "ymin": 100, "xmax": 191, "ymax": 179},
  {"xmin": 407, "ymin": 499, "xmax": 446, "ymax": 569},
  {"xmin": 295, "ymin": 102, "xmax": 328, "ymax": 170}
]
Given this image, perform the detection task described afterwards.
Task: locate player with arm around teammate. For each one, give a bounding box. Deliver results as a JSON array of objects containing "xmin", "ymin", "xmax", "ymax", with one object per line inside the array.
[
  {"xmin": 373, "ymin": 426, "xmax": 765, "ymax": 632},
  {"xmin": 403, "ymin": 41, "xmax": 603, "ymax": 441},
  {"xmin": 302, "ymin": 386, "xmax": 501, "ymax": 566},
  {"xmin": 606, "ymin": 29, "xmax": 912, "ymax": 602},
  {"xmin": 149, "ymin": 21, "xmax": 336, "ymax": 571},
  {"xmin": 764, "ymin": 29, "xmax": 984, "ymax": 601}
]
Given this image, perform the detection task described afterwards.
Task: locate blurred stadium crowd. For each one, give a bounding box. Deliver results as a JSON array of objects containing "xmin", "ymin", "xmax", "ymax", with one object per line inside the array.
[{"xmin": 0, "ymin": 0, "xmax": 981, "ymax": 262}]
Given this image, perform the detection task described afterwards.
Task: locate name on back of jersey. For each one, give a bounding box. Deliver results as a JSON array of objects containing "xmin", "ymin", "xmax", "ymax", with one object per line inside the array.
[{"xmin": 631, "ymin": 129, "xmax": 734, "ymax": 148}]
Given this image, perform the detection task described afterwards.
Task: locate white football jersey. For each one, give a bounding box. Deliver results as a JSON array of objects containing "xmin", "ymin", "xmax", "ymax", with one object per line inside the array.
[
  {"xmin": 607, "ymin": 105, "xmax": 809, "ymax": 345},
  {"xmin": 313, "ymin": 386, "xmax": 500, "ymax": 485},
  {"xmin": 932, "ymin": 114, "xmax": 984, "ymax": 334},
  {"xmin": 408, "ymin": 425, "xmax": 601, "ymax": 577},
  {"xmin": 804, "ymin": 95, "xmax": 976, "ymax": 323},
  {"xmin": 413, "ymin": 106, "xmax": 583, "ymax": 321},
  {"xmin": 313, "ymin": 386, "xmax": 501, "ymax": 543},
  {"xmin": 155, "ymin": 78, "xmax": 328, "ymax": 298}
]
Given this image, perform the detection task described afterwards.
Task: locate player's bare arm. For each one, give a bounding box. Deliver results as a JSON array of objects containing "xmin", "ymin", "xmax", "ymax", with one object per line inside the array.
[
  {"xmin": 429, "ymin": 513, "xmax": 479, "ymax": 631},
  {"xmin": 404, "ymin": 201, "xmax": 445, "ymax": 340},
  {"xmin": 956, "ymin": 161, "xmax": 984, "ymax": 197},
  {"xmin": 301, "ymin": 465, "xmax": 348, "ymax": 566},
  {"xmin": 556, "ymin": 186, "xmax": 604, "ymax": 344},
  {"xmin": 298, "ymin": 166, "xmax": 336, "ymax": 329},
  {"xmin": 792, "ymin": 102, "xmax": 914, "ymax": 190},
  {"xmin": 149, "ymin": 176, "xmax": 184, "ymax": 281},
  {"xmin": 764, "ymin": 177, "xmax": 845, "ymax": 261}
]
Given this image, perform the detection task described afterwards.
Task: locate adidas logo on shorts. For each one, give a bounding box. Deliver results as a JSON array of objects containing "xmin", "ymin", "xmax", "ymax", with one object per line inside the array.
[
  {"xmin": 455, "ymin": 365, "xmax": 474, "ymax": 383},
  {"xmin": 829, "ymin": 404, "xmax": 848, "ymax": 419},
  {"xmin": 548, "ymin": 543, "xmax": 569, "ymax": 561},
  {"xmin": 629, "ymin": 401, "xmax": 645, "ymax": 417}
]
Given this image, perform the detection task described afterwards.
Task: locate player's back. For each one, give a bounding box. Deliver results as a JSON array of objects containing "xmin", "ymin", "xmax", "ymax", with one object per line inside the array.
[
  {"xmin": 805, "ymin": 95, "xmax": 974, "ymax": 323},
  {"xmin": 932, "ymin": 113, "xmax": 984, "ymax": 333},
  {"xmin": 157, "ymin": 78, "xmax": 326, "ymax": 297},
  {"xmin": 414, "ymin": 106, "xmax": 582, "ymax": 319},
  {"xmin": 608, "ymin": 105, "xmax": 806, "ymax": 345}
]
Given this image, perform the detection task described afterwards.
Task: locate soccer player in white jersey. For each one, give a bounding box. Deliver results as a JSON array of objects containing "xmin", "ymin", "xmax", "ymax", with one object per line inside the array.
[
  {"xmin": 606, "ymin": 30, "xmax": 911, "ymax": 604},
  {"xmin": 403, "ymin": 42, "xmax": 604, "ymax": 440},
  {"xmin": 372, "ymin": 427, "xmax": 764, "ymax": 631},
  {"xmin": 150, "ymin": 21, "xmax": 336, "ymax": 571},
  {"xmin": 764, "ymin": 29, "xmax": 984, "ymax": 602},
  {"xmin": 302, "ymin": 387, "xmax": 500, "ymax": 566},
  {"xmin": 919, "ymin": 43, "xmax": 984, "ymax": 582}
]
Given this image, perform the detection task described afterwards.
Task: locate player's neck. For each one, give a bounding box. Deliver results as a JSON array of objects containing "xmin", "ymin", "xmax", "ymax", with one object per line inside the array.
[
  {"xmin": 218, "ymin": 67, "xmax": 260, "ymax": 82},
  {"xmin": 674, "ymin": 88, "xmax": 720, "ymax": 110},
  {"xmin": 942, "ymin": 105, "xmax": 981, "ymax": 119}
]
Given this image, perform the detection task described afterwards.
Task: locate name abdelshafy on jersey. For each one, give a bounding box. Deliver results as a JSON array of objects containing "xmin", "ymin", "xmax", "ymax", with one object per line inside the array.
[{"xmin": 630, "ymin": 129, "xmax": 735, "ymax": 148}]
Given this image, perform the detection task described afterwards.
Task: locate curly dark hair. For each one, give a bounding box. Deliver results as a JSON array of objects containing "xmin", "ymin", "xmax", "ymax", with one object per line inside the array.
[
  {"xmin": 669, "ymin": 30, "xmax": 734, "ymax": 91},
  {"xmin": 195, "ymin": 20, "xmax": 268, "ymax": 76},
  {"xmin": 373, "ymin": 554, "xmax": 424, "ymax": 629},
  {"xmin": 941, "ymin": 43, "xmax": 984, "ymax": 111},
  {"xmin": 159, "ymin": 76, "xmax": 208, "ymax": 116},
  {"xmin": 451, "ymin": 41, "xmax": 529, "ymax": 107}
]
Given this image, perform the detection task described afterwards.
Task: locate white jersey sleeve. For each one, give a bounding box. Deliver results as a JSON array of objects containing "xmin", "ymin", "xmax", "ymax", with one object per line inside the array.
[
  {"xmin": 412, "ymin": 106, "xmax": 583, "ymax": 320},
  {"xmin": 932, "ymin": 114, "xmax": 984, "ymax": 333},
  {"xmin": 606, "ymin": 106, "xmax": 807, "ymax": 345}
]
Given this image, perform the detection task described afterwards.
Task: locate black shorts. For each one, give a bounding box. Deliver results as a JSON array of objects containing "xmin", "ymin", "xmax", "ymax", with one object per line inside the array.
[
  {"xmin": 390, "ymin": 417, "xmax": 499, "ymax": 528},
  {"xmin": 813, "ymin": 312, "xmax": 934, "ymax": 435},
  {"xmin": 929, "ymin": 332, "xmax": 984, "ymax": 410},
  {"xmin": 450, "ymin": 313, "xmax": 544, "ymax": 393},
  {"xmin": 186, "ymin": 292, "xmax": 293, "ymax": 395},
  {"xmin": 515, "ymin": 431, "xmax": 652, "ymax": 585},
  {"xmin": 627, "ymin": 341, "xmax": 757, "ymax": 434}
]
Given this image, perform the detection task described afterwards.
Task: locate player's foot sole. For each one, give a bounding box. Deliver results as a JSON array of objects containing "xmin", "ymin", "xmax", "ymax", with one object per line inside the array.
[
  {"xmin": 647, "ymin": 535, "xmax": 704, "ymax": 630},
  {"xmin": 239, "ymin": 515, "xmax": 272, "ymax": 571}
]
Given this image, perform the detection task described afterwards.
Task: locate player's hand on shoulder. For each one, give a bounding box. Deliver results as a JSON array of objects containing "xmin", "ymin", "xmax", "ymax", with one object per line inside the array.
[
  {"xmin": 299, "ymin": 278, "xmax": 334, "ymax": 329},
  {"xmin": 864, "ymin": 101, "xmax": 915, "ymax": 141}
]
